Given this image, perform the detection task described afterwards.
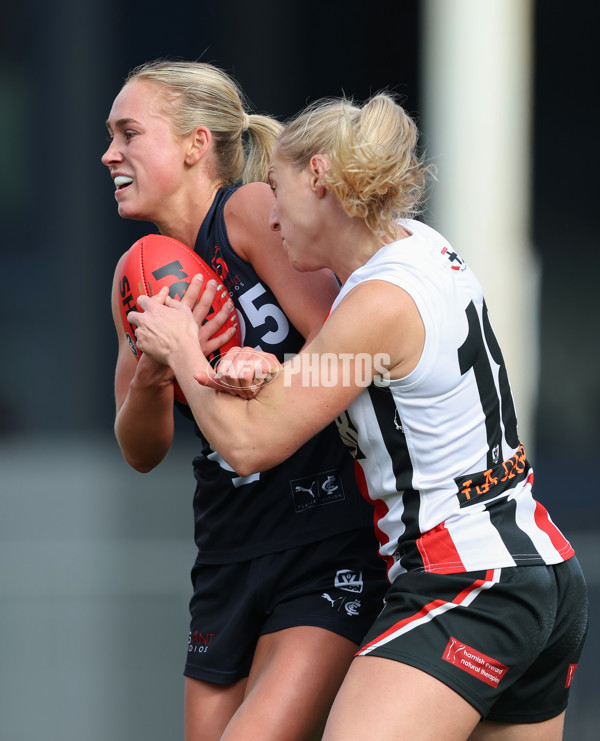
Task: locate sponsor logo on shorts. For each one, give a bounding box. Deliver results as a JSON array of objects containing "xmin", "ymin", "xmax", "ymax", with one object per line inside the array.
[
  {"xmin": 321, "ymin": 592, "xmax": 362, "ymax": 616},
  {"xmin": 334, "ymin": 569, "xmax": 364, "ymax": 593},
  {"xmin": 565, "ymin": 663, "xmax": 578, "ymax": 688},
  {"xmin": 290, "ymin": 470, "xmax": 345, "ymax": 512},
  {"xmin": 442, "ymin": 636, "xmax": 508, "ymax": 688},
  {"xmin": 188, "ymin": 630, "xmax": 216, "ymax": 654}
]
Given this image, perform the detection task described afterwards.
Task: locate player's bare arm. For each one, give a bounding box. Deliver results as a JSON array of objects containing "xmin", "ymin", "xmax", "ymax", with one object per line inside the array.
[
  {"xmin": 129, "ymin": 278, "xmax": 424, "ymax": 475},
  {"xmin": 111, "ymin": 254, "xmax": 176, "ymax": 471}
]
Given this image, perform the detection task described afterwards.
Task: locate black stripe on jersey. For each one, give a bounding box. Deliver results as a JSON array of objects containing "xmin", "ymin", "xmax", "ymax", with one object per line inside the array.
[
  {"xmin": 486, "ymin": 495, "xmax": 543, "ymax": 564},
  {"xmin": 367, "ymin": 385, "xmax": 423, "ymax": 572},
  {"xmin": 394, "ymin": 488, "xmax": 423, "ymax": 572},
  {"xmin": 458, "ymin": 301, "xmax": 503, "ymax": 469},
  {"xmin": 367, "ymin": 385, "xmax": 414, "ymax": 491},
  {"xmin": 482, "ymin": 301, "xmax": 520, "ymax": 449}
]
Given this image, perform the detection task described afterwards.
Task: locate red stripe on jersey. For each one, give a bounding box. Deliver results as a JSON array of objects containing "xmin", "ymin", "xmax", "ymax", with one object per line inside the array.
[
  {"xmin": 416, "ymin": 521, "xmax": 466, "ymax": 574},
  {"xmin": 354, "ymin": 460, "xmax": 394, "ymax": 578},
  {"xmin": 533, "ymin": 499, "xmax": 575, "ymax": 559},
  {"xmin": 357, "ymin": 570, "xmax": 497, "ymax": 655}
]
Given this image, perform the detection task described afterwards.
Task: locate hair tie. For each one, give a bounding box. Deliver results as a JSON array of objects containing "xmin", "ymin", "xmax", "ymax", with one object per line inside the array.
[{"xmin": 242, "ymin": 113, "xmax": 250, "ymax": 131}]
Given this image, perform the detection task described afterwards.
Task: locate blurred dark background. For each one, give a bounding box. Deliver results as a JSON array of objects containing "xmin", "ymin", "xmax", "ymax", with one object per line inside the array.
[{"xmin": 1, "ymin": 1, "xmax": 597, "ymax": 739}]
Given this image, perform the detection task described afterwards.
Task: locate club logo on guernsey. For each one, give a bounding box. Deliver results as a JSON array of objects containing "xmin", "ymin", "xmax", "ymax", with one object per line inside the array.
[
  {"xmin": 290, "ymin": 470, "xmax": 345, "ymax": 512},
  {"xmin": 441, "ymin": 245, "xmax": 467, "ymax": 272}
]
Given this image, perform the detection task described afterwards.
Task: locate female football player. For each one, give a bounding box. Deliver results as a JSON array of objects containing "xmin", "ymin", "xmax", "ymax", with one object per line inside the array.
[
  {"xmin": 129, "ymin": 92, "xmax": 589, "ymax": 740},
  {"xmin": 102, "ymin": 62, "xmax": 388, "ymax": 741}
]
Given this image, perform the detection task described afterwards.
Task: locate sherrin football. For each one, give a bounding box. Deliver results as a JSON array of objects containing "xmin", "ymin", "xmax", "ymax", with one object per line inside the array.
[{"xmin": 117, "ymin": 233, "xmax": 240, "ymax": 403}]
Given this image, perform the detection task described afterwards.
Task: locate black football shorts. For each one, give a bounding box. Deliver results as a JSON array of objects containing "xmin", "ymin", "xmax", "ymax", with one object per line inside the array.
[
  {"xmin": 356, "ymin": 556, "xmax": 589, "ymax": 723},
  {"xmin": 184, "ymin": 528, "xmax": 389, "ymax": 684}
]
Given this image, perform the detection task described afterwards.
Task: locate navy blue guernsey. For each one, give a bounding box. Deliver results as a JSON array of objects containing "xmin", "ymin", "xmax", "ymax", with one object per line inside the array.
[{"xmin": 179, "ymin": 186, "xmax": 373, "ymax": 563}]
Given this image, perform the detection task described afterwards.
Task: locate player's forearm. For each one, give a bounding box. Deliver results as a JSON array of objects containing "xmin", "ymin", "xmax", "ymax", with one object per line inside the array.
[
  {"xmin": 115, "ymin": 373, "xmax": 175, "ymax": 472},
  {"xmin": 168, "ymin": 349, "xmax": 271, "ymax": 476}
]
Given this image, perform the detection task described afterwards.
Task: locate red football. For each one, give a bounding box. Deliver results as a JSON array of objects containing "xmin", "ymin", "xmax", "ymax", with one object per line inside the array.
[{"xmin": 117, "ymin": 233, "xmax": 240, "ymax": 403}]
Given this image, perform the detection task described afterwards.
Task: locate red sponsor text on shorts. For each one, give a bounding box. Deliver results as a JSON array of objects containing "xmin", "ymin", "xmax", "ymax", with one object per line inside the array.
[{"xmin": 442, "ymin": 636, "xmax": 509, "ymax": 688}]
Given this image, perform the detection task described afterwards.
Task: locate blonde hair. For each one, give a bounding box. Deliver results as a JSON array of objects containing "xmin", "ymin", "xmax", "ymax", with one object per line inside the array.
[
  {"xmin": 275, "ymin": 94, "xmax": 433, "ymax": 240},
  {"xmin": 125, "ymin": 60, "xmax": 282, "ymax": 185}
]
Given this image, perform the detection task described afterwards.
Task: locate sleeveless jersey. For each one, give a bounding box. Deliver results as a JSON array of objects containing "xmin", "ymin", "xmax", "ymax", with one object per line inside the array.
[
  {"xmin": 180, "ymin": 186, "xmax": 373, "ymax": 563},
  {"xmin": 331, "ymin": 219, "xmax": 574, "ymax": 584}
]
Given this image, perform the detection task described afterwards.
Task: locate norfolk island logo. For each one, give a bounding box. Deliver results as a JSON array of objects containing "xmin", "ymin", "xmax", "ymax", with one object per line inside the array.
[{"xmin": 290, "ymin": 470, "xmax": 345, "ymax": 511}]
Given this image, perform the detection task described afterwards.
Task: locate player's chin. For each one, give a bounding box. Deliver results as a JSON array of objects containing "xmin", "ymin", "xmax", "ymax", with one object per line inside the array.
[{"xmin": 116, "ymin": 201, "xmax": 147, "ymax": 221}]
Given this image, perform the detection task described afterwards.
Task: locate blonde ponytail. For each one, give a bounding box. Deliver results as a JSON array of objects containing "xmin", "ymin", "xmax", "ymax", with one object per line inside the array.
[{"xmin": 276, "ymin": 94, "xmax": 433, "ymax": 240}]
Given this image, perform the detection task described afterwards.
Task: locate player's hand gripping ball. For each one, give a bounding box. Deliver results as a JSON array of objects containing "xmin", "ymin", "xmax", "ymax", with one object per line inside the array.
[{"xmin": 117, "ymin": 234, "xmax": 241, "ymax": 403}]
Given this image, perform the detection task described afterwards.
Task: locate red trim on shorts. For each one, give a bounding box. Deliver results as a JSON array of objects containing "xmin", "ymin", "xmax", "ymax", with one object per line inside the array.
[
  {"xmin": 357, "ymin": 570, "xmax": 498, "ymax": 656},
  {"xmin": 565, "ymin": 663, "xmax": 578, "ymax": 688}
]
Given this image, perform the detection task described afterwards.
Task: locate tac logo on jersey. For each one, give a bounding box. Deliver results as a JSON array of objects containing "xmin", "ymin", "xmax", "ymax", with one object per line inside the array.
[
  {"xmin": 334, "ymin": 569, "xmax": 364, "ymax": 593},
  {"xmin": 290, "ymin": 470, "xmax": 345, "ymax": 512}
]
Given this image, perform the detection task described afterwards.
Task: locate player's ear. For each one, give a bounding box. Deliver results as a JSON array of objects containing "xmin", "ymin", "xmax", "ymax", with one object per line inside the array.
[
  {"xmin": 185, "ymin": 126, "xmax": 212, "ymax": 166},
  {"xmin": 309, "ymin": 155, "xmax": 329, "ymax": 197}
]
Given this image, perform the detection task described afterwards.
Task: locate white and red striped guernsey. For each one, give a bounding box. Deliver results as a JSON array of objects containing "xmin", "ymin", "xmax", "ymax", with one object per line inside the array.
[{"xmin": 332, "ymin": 220, "xmax": 574, "ymax": 584}]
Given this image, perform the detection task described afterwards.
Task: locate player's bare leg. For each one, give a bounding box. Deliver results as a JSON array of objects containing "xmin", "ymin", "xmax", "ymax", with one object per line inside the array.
[
  {"xmin": 322, "ymin": 656, "xmax": 481, "ymax": 741},
  {"xmin": 220, "ymin": 626, "xmax": 357, "ymax": 741},
  {"xmin": 184, "ymin": 676, "xmax": 247, "ymax": 741}
]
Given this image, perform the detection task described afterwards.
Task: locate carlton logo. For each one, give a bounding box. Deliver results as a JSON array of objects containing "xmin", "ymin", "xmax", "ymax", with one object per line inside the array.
[
  {"xmin": 442, "ymin": 637, "xmax": 509, "ymax": 688},
  {"xmin": 290, "ymin": 470, "xmax": 345, "ymax": 512}
]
